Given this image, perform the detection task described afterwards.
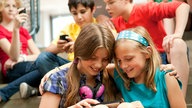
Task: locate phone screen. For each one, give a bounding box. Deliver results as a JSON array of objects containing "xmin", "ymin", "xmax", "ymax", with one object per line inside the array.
[
  {"xmin": 60, "ymin": 35, "xmax": 69, "ymax": 42},
  {"xmin": 91, "ymin": 99, "xmax": 124, "ymax": 107},
  {"xmin": 19, "ymin": 8, "xmax": 26, "ymax": 14}
]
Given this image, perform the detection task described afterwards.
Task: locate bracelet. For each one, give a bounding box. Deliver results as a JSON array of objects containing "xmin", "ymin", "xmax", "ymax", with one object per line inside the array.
[
  {"xmin": 20, "ymin": 54, "xmax": 27, "ymax": 62},
  {"xmin": 23, "ymin": 54, "xmax": 27, "ymax": 61}
]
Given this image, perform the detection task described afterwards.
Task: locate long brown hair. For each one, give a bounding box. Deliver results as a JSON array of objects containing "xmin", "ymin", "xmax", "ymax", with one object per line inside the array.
[
  {"xmin": 64, "ymin": 24, "xmax": 118, "ymax": 107},
  {"xmin": 114, "ymin": 26, "xmax": 161, "ymax": 92}
]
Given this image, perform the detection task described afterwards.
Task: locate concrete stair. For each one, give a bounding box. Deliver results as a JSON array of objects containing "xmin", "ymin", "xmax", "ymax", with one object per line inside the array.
[
  {"xmin": 184, "ymin": 31, "xmax": 192, "ymax": 108},
  {"xmin": 186, "ymin": 69, "xmax": 192, "ymax": 108},
  {"xmin": 0, "ymin": 84, "xmax": 41, "ymax": 108}
]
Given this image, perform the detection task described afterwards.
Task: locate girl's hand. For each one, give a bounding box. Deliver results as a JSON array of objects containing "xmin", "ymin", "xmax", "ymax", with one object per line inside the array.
[
  {"xmin": 117, "ymin": 101, "xmax": 144, "ymax": 108},
  {"xmin": 39, "ymin": 71, "xmax": 53, "ymax": 95},
  {"xmin": 130, "ymin": 101, "xmax": 144, "ymax": 108},
  {"xmin": 4, "ymin": 59, "xmax": 16, "ymax": 70},
  {"xmin": 117, "ymin": 102, "xmax": 135, "ymax": 108},
  {"xmin": 14, "ymin": 8, "xmax": 28, "ymax": 28},
  {"xmin": 160, "ymin": 64, "xmax": 179, "ymax": 78},
  {"xmin": 68, "ymin": 99, "xmax": 100, "ymax": 108}
]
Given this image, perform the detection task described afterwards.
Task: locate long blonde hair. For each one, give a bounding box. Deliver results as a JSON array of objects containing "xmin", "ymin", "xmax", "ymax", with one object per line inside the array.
[
  {"xmin": 114, "ymin": 26, "xmax": 161, "ymax": 92},
  {"xmin": 0, "ymin": 0, "xmax": 22, "ymax": 22},
  {"xmin": 64, "ymin": 24, "xmax": 118, "ymax": 107}
]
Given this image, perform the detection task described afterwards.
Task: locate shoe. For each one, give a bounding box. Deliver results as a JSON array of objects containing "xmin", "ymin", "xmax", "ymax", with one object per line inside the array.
[{"xmin": 19, "ymin": 82, "xmax": 38, "ymax": 99}]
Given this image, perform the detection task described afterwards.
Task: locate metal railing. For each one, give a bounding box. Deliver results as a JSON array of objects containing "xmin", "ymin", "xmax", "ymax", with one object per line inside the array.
[{"xmin": 22, "ymin": 0, "xmax": 40, "ymax": 40}]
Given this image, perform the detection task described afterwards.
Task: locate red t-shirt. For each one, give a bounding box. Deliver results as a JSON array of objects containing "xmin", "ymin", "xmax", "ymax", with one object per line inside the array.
[
  {"xmin": 0, "ymin": 25, "xmax": 31, "ymax": 76},
  {"xmin": 111, "ymin": 1, "xmax": 182, "ymax": 52}
]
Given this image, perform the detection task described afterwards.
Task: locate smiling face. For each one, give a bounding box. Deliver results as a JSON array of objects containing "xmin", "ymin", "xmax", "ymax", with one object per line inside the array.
[
  {"xmin": 70, "ymin": 3, "xmax": 94, "ymax": 28},
  {"xmin": 115, "ymin": 40, "xmax": 148, "ymax": 83},
  {"xmin": 77, "ymin": 47, "xmax": 109, "ymax": 78},
  {"xmin": 0, "ymin": 0, "xmax": 18, "ymax": 22}
]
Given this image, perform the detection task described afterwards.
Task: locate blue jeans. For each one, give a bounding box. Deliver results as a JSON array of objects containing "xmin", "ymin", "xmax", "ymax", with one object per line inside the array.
[
  {"xmin": 0, "ymin": 52, "xmax": 69, "ymax": 102},
  {"xmin": 160, "ymin": 52, "xmax": 169, "ymax": 64},
  {"xmin": 36, "ymin": 52, "xmax": 70, "ymax": 76},
  {"xmin": 0, "ymin": 62, "xmax": 41, "ymax": 101}
]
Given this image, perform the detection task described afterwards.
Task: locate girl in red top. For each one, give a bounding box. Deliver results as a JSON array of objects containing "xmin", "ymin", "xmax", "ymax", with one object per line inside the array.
[
  {"xmin": 0, "ymin": 0, "xmax": 40, "ymax": 80},
  {"xmin": 0, "ymin": 0, "xmax": 40, "ymax": 102}
]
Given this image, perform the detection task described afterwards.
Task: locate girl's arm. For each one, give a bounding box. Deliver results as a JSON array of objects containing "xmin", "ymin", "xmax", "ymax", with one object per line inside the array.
[
  {"xmin": 0, "ymin": 38, "xmax": 40, "ymax": 70},
  {"xmin": 68, "ymin": 99, "xmax": 100, "ymax": 108},
  {"xmin": 39, "ymin": 62, "xmax": 72, "ymax": 95},
  {"xmin": 165, "ymin": 74, "xmax": 186, "ymax": 107},
  {"xmin": 0, "ymin": 38, "xmax": 17, "ymax": 60},
  {"xmin": 26, "ymin": 39, "xmax": 40, "ymax": 61},
  {"xmin": 10, "ymin": 27, "xmax": 20, "ymax": 61},
  {"xmin": 9, "ymin": 9, "xmax": 29, "ymax": 61},
  {"xmin": 39, "ymin": 92, "xmax": 61, "ymax": 108},
  {"xmin": 0, "ymin": 30, "xmax": 20, "ymax": 62}
]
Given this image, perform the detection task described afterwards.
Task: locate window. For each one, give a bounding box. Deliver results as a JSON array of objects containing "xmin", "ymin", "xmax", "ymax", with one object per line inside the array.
[{"xmin": 51, "ymin": 14, "xmax": 74, "ymax": 40}]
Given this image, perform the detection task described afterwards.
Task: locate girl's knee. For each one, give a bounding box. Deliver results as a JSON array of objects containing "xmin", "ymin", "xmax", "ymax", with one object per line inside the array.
[{"xmin": 171, "ymin": 39, "xmax": 187, "ymax": 53}]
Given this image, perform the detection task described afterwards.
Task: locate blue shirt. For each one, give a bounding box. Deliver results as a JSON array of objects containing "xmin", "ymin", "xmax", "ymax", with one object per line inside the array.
[
  {"xmin": 43, "ymin": 68, "xmax": 68, "ymax": 95},
  {"xmin": 114, "ymin": 68, "xmax": 182, "ymax": 108},
  {"xmin": 43, "ymin": 67, "xmax": 104, "ymax": 108}
]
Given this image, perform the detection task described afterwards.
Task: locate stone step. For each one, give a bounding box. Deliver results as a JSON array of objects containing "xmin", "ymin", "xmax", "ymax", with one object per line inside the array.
[
  {"xmin": 186, "ymin": 67, "xmax": 192, "ymax": 105},
  {"xmin": 186, "ymin": 84, "xmax": 192, "ymax": 104},
  {"xmin": 187, "ymin": 104, "xmax": 192, "ymax": 108},
  {"xmin": 188, "ymin": 67, "xmax": 192, "ymax": 84}
]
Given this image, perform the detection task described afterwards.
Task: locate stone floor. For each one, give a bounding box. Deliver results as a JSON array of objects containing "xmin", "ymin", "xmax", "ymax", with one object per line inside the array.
[
  {"xmin": 0, "ymin": 84, "xmax": 40, "ymax": 108},
  {"xmin": 186, "ymin": 69, "xmax": 192, "ymax": 108},
  {"xmin": 0, "ymin": 94, "xmax": 41, "ymax": 108}
]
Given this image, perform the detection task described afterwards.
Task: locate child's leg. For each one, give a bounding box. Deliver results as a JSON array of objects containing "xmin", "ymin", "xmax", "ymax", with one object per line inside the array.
[{"xmin": 168, "ymin": 39, "xmax": 189, "ymax": 98}]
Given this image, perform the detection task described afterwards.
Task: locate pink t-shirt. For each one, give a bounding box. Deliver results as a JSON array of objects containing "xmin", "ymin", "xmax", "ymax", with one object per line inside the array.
[
  {"xmin": 0, "ymin": 25, "xmax": 31, "ymax": 76},
  {"xmin": 112, "ymin": 1, "xmax": 182, "ymax": 52}
]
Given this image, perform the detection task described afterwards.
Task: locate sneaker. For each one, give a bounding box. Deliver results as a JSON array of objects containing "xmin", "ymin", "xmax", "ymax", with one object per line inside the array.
[{"xmin": 19, "ymin": 82, "xmax": 38, "ymax": 99}]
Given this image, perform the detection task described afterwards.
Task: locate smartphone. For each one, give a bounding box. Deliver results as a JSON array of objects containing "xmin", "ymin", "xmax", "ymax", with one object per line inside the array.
[
  {"xmin": 60, "ymin": 35, "xmax": 69, "ymax": 42},
  {"xmin": 19, "ymin": 8, "xmax": 26, "ymax": 14},
  {"xmin": 91, "ymin": 99, "xmax": 124, "ymax": 108}
]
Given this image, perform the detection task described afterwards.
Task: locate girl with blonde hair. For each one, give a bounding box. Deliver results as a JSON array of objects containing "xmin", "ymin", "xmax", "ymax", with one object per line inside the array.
[
  {"xmin": 0, "ymin": 0, "xmax": 40, "ymax": 102},
  {"xmin": 113, "ymin": 26, "xmax": 186, "ymax": 107}
]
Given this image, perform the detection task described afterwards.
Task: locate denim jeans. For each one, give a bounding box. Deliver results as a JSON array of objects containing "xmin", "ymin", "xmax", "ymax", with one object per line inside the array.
[
  {"xmin": 0, "ymin": 62, "xmax": 41, "ymax": 101},
  {"xmin": 0, "ymin": 52, "xmax": 69, "ymax": 101},
  {"xmin": 6, "ymin": 62, "xmax": 36, "ymax": 82},
  {"xmin": 36, "ymin": 52, "xmax": 70, "ymax": 76},
  {"xmin": 160, "ymin": 52, "xmax": 169, "ymax": 64}
]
